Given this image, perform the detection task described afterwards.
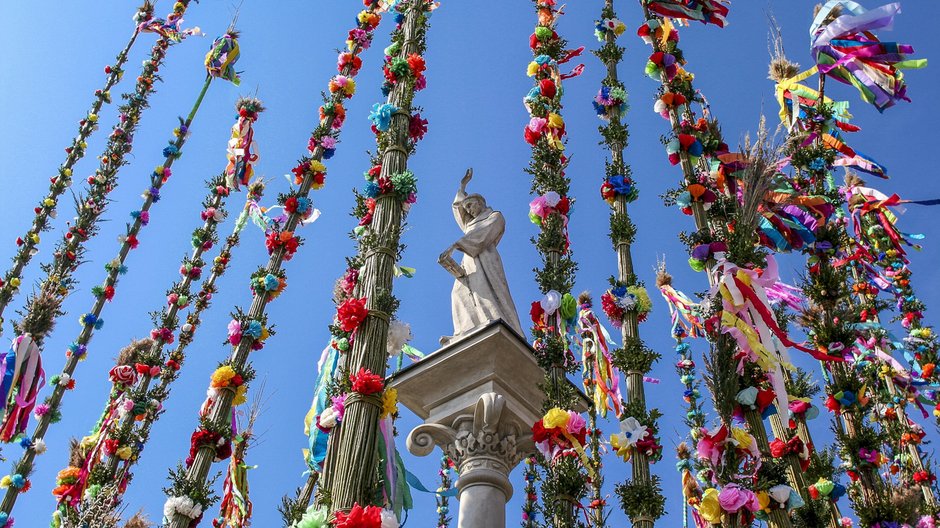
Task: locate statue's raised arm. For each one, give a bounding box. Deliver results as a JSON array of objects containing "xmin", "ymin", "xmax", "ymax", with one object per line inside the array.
[{"xmin": 439, "ymin": 169, "xmax": 523, "ymax": 345}]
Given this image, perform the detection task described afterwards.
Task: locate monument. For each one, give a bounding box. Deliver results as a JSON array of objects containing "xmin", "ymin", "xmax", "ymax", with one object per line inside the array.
[
  {"xmin": 438, "ymin": 168, "xmax": 524, "ymax": 345},
  {"xmin": 388, "ymin": 170, "xmax": 585, "ymax": 528}
]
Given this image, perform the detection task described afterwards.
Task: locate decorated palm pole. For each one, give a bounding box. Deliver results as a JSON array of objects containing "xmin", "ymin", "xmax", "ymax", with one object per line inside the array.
[
  {"xmin": 521, "ymin": 1, "xmax": 594, "ymax": 526},
  {"xmin": 0, "ymin": 1, "xmax": 198, "ymax": 336},
  {"xmin": 591, "ymin": 3, "xmax": 665, "ymax": 527},
  {"xmin": 0, "ymin": 27, "xmax": 237, "ymax": 519},
  {"xmin": 162, "ymin": 5, "xmax": 388, "ymax": 526},
  {"xmin": 49, "ymin": 99, "xmax": 262, "ymax": 524},
  {"xmin": 312, "ymin": 1, "xmax": 433, "ymax": 520},
  {"xmin": 0, "ymin": 2, "xmax": 162, "ymax": 330}
]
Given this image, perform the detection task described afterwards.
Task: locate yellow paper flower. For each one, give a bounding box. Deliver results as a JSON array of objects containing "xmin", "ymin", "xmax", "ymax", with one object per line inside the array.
[
  {"xmin": 9, "ymin": 277, "xmax": 20, "ymax": 288},
  {"xmin": 44, "ymin": 198, "xmax": 55, "ymax": 207},
  {"xmin": 357, "ymin": 10, "xmax": 371, "ymax": 24},
  {"xmin": 88, "ymin": 113, "xmax": 98, "ymax": 123},
  {"xmin": 757, "ymin": 491, "xmax": 770, "ymax": 512},
  {"xmin": 698, "ymin": 488, "xmax": 722, "ymax": 524},
  {"xmin": 80, "ymin": 433, "xmax": 99, "ymax": 450},
  {"xmin": 309, "ymin": 160, "xmax": 327, "ymax": 174},
  {"xmin": 62, "ymin": 168, "xmax": 72, "ymax": 177},
  {"xmin": 259, "ymin": 326, "xmax": 270, "ymax": 341},
  {"xmin": 381, "ymin": 388, "xmax": 399, "ymax": 418},
  {"xmin": 116, "ymin": 446, "xmax": 133, "ymax": 460},
  {"xmin": 527, "ymin": 62, "xmax": 539, "ymax": 77},
  {"xmin": 233, "ymin": 385, "xmax": 248, "ymax": 406},
  {"xmin": 730, "ymin": 427, "xmax": 752, "ymax": 449},
  {"xmin": 0, "ymin": 476, "xmax": 11, "ymax": 489},
  {"xmin": 542, "ymin": 407, "xmax": 570, "ymax": 429},
  {"xmin": 29, "ymin": 233, "xmax": 39, "ymax": 244},
  {"xmin": 211, "ymin": 366, "xmax": 237, "ymax": 387},
  {"xmin": 547, "ymin": 113, "xmax": 564, "ymax": 129},
  {"xmin": 609, "ymin": 434, "xmax": 632, "ymax": 462}
]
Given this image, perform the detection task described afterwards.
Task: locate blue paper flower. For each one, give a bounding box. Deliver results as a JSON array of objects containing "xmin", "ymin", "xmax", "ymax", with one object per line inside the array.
[
  {"xmin": 244, "ymin": 320, "xmax": 263, "ymax": 339},
  {"xmin": 163, "ymin": 144, "xmax": 180, "ymax": 158},
  {"xmin": 534, "ymin": 54, "xmax": 553, "ymax": 65},
  {"xmin": 10, "ymin": 474, "xmax": 25, "ymax": 489},
  {"xmin": 295, "ymin": 197, "xmax": 311, "ymax": 215},
  {"xmin": 808, "ymin": 158, "xmax": 827, "ymax": 171},
  {"xmin": 363, "ymin": 181, "xmax": 380, "ymax": 198},
  {"xmin": 68, "ymin": 342, "xmax": 87, "ymax": 358},
  {"xmin": 609, "ymin": 175, "xmax": 632, "ymax": 195},
  {"xmin": 263, "ymin": 274, "xmax": 279, "ymax": 291},
  {"xmin": 369, "ymin": 103, "xmax": 397, "ymax": 132},
  {"xmin": 611, "ymin": 285, "xmax": 627, "ymax": 298}
]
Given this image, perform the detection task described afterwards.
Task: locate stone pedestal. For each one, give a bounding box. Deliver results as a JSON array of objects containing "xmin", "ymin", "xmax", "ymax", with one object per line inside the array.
[{"xmin": 388, "ymin": 320, "xmax": 586, "ymax": 528}]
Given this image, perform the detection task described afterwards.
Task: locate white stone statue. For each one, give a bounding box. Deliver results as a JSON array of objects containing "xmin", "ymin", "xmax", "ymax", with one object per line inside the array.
[{"xmin": 439, "ymin": 169, "xmax": 523, "ymax": 345}]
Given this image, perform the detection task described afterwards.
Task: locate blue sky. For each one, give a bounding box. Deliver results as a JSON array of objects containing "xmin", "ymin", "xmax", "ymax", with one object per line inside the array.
[{"xmin": 2, "ymin": 1, "xmax": 939, "ymax": 526}]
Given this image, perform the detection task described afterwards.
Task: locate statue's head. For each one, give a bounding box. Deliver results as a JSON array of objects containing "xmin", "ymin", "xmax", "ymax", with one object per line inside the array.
[{"xmin": 462, "ymin": 194, "xmax": 486, "ymax": 218}]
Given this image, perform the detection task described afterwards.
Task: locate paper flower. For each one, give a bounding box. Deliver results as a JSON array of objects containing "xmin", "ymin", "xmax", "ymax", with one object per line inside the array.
[
  {"xmin": 698, "ymin": 487, "xmax": 722, "ymax": 524},
  {"xmin": 369, "ymin": 103, "xmax": 398, "ymax": 132},
  {"xmin": 334, "ymin": 503, "xmax": 384, "ymax": 528},
  {"xmin": 350, "ymin": 367, "xmax": 383, "ymax": 395},
  {"xmin": 337, "ymin": 297, "xmax": 369, "ymax": 333},
  {"xmin": 386, "ymin": 319, "xmax": 413, "ymax": 357}
]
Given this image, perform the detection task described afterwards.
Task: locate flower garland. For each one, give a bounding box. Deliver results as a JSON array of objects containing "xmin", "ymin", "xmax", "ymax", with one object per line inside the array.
[
  {"xmin": 0, "ymin": 2, "xmax": 159, "ymax": 330},
  {"xmin": 163, "ymin": 5, "xmax": 388, "ymax": 527}
]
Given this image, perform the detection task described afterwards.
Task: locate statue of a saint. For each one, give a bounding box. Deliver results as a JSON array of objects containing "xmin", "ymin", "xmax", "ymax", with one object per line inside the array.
[{"xmin": 439, "ymin": 169, "xmax": 523, "ymax": 345}]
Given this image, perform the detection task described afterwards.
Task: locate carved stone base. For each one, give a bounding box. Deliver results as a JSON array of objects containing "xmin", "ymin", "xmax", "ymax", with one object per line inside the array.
[{"xmin": 390, "ymin": 321, "xmax": 588, "ymax": 528}]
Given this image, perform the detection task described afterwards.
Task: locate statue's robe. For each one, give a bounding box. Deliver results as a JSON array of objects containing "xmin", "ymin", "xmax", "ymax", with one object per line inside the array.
[{"xmin": 450, "ymin": 196, "xmax": 523, "ymax": 337}]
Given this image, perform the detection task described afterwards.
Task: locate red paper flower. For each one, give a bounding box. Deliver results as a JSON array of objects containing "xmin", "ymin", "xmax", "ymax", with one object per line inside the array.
[
  {"xmin": 350, "ymin": 367, "xmax": 383, "ymax": 395},
  {"xmin": 539, "ymin": 79, "xmax": 556, "ymax": 99},
  {"xmin": 109, "ymin": 365, "xmax": 137, "ymax": 386},
  {"xmin": 407, "ymin": 53, "xmax": 426, "ymax": 77},
  {"xmin": 409, "ymin": 113, "xmax": 428, "ymax": 141},
  {"xmin": 529, "ymin": 301, "xmax": 545, "ymax": 325},
  {"xmin": 337, "ymin": 297, "xmax": 369, "ymax": 333},
  {"xmin": 334, "ymin": 503, "xmax": 383, "ymax": 528}
]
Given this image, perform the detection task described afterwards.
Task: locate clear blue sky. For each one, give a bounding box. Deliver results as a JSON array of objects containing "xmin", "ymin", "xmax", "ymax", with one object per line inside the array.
[{"xmin": 2, "ymin": 1, "xmax": 939, "ymax": 526}]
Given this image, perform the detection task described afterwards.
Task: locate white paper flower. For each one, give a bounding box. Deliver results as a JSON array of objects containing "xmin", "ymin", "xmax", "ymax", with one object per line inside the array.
[
  {"xmin": 543, "ymin": 191, "xmax": 561, "ymax": 207},
  {"xmin": 58, "ymin": 374, "xmax": 71, "ymax": 387},
  {"xmin": 615, "ymin": 293, "xmax": 637, "ymax": 311},
  {"xmin": 541, "ymin": 290, "xmax": 562, "ymax": 315},
  {"xmin": 769, "ymin": 485, "xmax": 793, "ymax": 506},
  {"xmin": 616, "ymin": 417, "xmax": 648, "ymax": 447},
  {"xmin": 32, "ymin": 439, "xmax": 46, "ymax": 455},
  {"xmin": 386, "ymin": 319, "xmax": 413, "ymax": 357},
  {"xmin": 181, "ymin": 323, "xmax": 194, "ymax": 333},
  {"xmin": 164, "ymin": 496, "xmax": 204, "ymax": 520},
  {"xmin": 381, "ymin": 509, "xmax": 400, "ymax": 528},
  {"xmin": 319, "ymin": 407, "xmax": 339, "ymax": 429}
]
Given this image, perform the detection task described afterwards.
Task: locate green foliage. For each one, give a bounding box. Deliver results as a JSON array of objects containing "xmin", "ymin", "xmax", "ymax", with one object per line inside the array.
[
  {"xmin": 611, "ymin": 336, "xmax": 660, "ymax": 375},
  {"xmin": 163, "ymin": 462, "xmax": 221, "ymax": 511},
  {"xmin": 278, "ymin": 486, "xmax": 307, "ymax": 527},
  {"xmin": 609, "ymin": 211, "xmax": 636, "ymax": 247},
  {"xmin": 615, "ymin": 475, "xmax": 666, "ymax": 522}
]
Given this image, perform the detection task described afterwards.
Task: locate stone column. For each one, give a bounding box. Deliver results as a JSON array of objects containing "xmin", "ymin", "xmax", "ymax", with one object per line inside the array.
[{"xmin": 408, "ymin": 393, "xmax": 531, "ymax": 528}]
